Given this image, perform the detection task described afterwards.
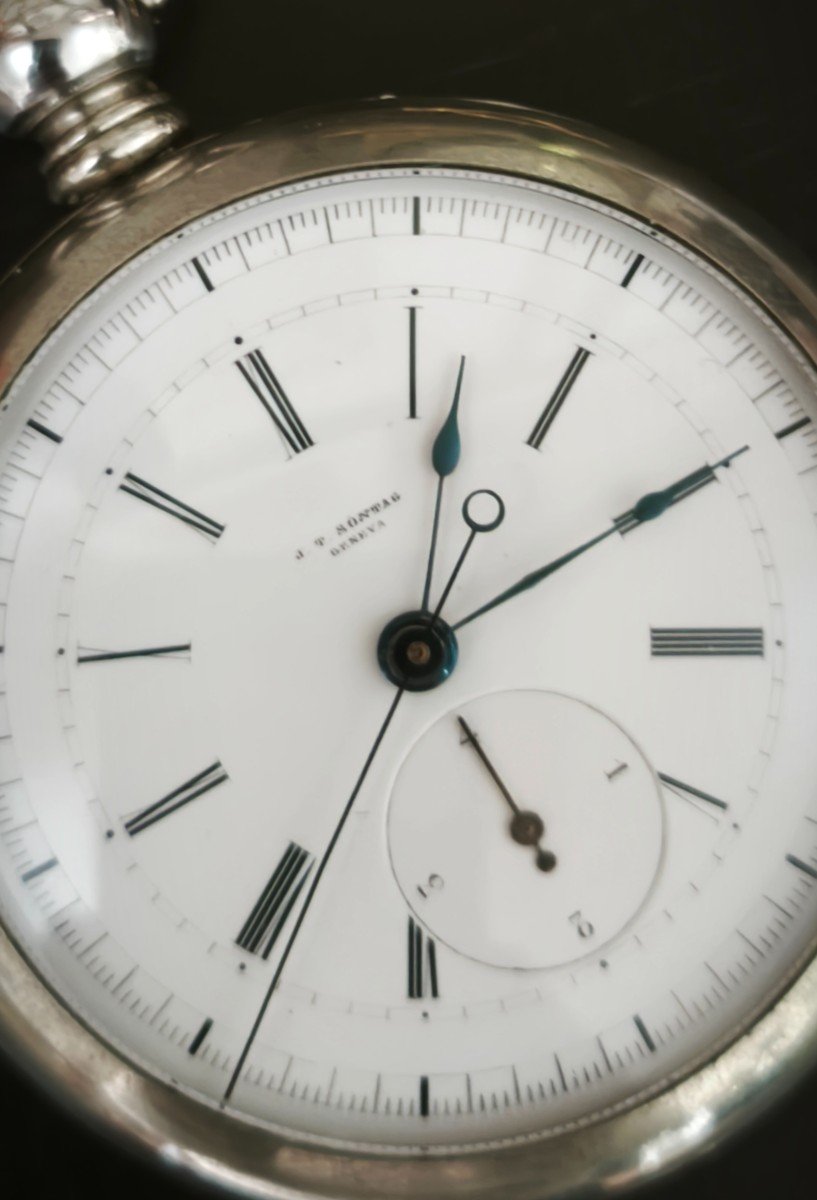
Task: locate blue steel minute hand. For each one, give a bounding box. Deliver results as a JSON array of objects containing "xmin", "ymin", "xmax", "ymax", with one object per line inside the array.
[{"xmin": 452, "ymin": 445, "xmax": 749, "ymax": 632}]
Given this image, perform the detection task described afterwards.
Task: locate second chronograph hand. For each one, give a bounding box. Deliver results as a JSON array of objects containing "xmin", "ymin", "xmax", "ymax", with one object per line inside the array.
[
  {"xmin": 224, "ymin": 688, "xmax": 405, "ymax": 1104},
  {"xmin": 430, "ymin": 489, "xmax": 506, "ymax": 622}
]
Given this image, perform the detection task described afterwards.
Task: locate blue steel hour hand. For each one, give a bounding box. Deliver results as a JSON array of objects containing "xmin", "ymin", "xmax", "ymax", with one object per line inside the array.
[
  {"xmin": 421, "ymin": 356, "xmax": 466, "ymax": 611},
  {"xmin": 453, "ymin": 445, "xmax": 749, "ymax": 631}
]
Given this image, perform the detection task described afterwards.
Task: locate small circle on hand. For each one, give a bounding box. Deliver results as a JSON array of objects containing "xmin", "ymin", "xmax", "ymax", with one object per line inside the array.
[{"xmin": 463, "ymin": 488, "xmax": 505, "ymax": 532}]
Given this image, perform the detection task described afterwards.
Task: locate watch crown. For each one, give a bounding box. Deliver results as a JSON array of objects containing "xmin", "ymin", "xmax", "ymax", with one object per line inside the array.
[{"xmin": 0, "ymin": 0, "xmax": 184, "ymax": 203}]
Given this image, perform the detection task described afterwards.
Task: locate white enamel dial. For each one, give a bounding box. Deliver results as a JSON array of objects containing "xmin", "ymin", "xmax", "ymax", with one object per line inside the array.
[{"xmin": 1, "ymin": 166, "xmax": 817, "ymax": 1152}]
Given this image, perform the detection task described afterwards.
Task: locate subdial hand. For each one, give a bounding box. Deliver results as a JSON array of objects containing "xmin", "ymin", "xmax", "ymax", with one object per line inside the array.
[
  {"xmin": 453, "ymin": 445, "xmax": 749, "ymax": 631},
  {"xmin": 457, "ymin": 716, "xmax": 556, "ymax": 872},
  {"xmin": 421, "ymin": 356, "xmax": 466, "ymax": 610}
]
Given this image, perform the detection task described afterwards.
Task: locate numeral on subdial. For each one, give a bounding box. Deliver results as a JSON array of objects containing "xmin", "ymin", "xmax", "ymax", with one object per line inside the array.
[
  {"xmin": 236, "ymin": 842, "xmax": 315, "ymax": 959},
  {"xmin": 651, "ymin": 627, "xmax": 764, "ymax": 656},
  {"xmin": 124, "ymin": 762, "xmax": 228, "ymax": 836},
  {"xmin": 407, "ymin": 916, "xmax": 440, "ymax": 999},
  {"xmin": 236, "ymin": 349, "xmax": 314, "ymax": 455}
]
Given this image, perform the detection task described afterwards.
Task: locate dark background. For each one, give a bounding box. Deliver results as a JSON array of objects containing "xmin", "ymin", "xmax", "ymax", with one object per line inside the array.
[{"xmin": 1, "ymin": 0, "xmax": 817, "ymax": 1196}]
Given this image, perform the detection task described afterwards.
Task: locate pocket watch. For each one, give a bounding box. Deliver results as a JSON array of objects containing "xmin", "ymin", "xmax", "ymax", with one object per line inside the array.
[{"xmin": 2, "ymin": 3, "xmax": 817, "ymax": 1198}]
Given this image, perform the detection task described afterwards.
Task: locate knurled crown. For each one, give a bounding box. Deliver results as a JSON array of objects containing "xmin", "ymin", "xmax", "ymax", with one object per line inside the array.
[{"xmin": 0, "ymin": 0, "xmax": 184, "ymax": 203}]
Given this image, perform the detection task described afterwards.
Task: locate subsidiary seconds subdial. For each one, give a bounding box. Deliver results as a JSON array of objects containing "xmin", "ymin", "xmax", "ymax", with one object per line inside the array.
[{"xmin": 388, "ymin": 690, "xmax": 666, "ymax": 970}]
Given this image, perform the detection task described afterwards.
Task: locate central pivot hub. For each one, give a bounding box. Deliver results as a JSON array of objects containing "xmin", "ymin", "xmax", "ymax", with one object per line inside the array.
[{"xmin": 377, "ymin": 610, "xmax": 458, "ymax": 692}]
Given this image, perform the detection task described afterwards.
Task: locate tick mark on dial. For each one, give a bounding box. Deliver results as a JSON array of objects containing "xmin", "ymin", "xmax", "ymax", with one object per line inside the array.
[
  {"xmin": 419, "ymin": 1075, "xmax": 430, "ymax": 1117},
  {"xmin": 634, "ymin": 1014, "xmax": 657, "ymax": 1053},
  {"xmin": 21, "ymin": 858, "xmax": 57, "ymax": 883},
  {"xmin": 775, "ymin": 415, "xmax": 811, "ymax": 439},
  {"xmin": 26, "ymin": 418, "xmax": 63, "ymax": 444},
  {"xmin": 786, "ymin": 853, "xmax": 817, "ymax": 881},
  {"xmin": 188, "ymin": 1018, "xmax": 213, "ymax": 1057},
  {"xmin": 412, "ymin": 197, "xmax": 421, "ymax": 235},
  {"xmin": 191, "ymin": 257, "xmax": 215, "ymax": 292},
  {"xmin": 620, "ymin": 252, "xmax": 645, "ymax": 289}
]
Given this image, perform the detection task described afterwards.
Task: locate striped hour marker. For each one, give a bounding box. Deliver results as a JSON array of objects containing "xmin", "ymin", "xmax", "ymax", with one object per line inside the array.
[
  {"xmin": 527, "ymin": 347, "xmax": 591, "ymax": 449},
  {"xmin": 407, "ymin": 916, "xmax": 439, "ymax": 999},
  {"xmin": 236, "ymin": 349, "xmax": 313, "ymax": 455},
  {"xmin": 236, "ymin": 842, "xmax": 315, "ymax": 959},
  {"xmin": 120, "ymin": 472, "xmax": 224, "ymax": 541},
  {"xmin": 650, "ymin": 627, "xmax": 764, "ymax": 657},
  {"xmin": 124, "ymin": 762, "xmax": 228, "ymax": 836}
]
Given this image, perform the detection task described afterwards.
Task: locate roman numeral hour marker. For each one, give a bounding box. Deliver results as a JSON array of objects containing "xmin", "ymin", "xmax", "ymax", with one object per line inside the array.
[
  {"xmin": 651, "ymin": 627, "xmax": 764, "ymax": 656},
  {"xmin": 527, "ymin": 347, "xmax": 591, "ymax": 449},
  {"xmin": 120, "ymin": 473, "xmax": 224, "ymax": 541},
  {"xmin": 236, "ymin": 349, "xmax": 314, "ymax": 455},
  {"xmin": 407, "ymin": 916, "xmax": 440, "ymax": 999},
  {"xmin": 236, "ymin": 842, "xmax": 315, "ymax": 959},
  {"xmin": 124, "ymin": 762, "xmax": 228, "ymax": 836}
]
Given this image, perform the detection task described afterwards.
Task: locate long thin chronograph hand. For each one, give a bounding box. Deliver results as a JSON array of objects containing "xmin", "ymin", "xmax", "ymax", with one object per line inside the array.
[
  {"xmin": 453, "ymin": 446, "xmax": 749, "ymax": 631},
  {"xmin": 223, "ymin": 688, "xmax": 405, "ymax": 1104},
  {"xmin": 420, "ymin": 356, "xmax": 466, "ymax": 611}
]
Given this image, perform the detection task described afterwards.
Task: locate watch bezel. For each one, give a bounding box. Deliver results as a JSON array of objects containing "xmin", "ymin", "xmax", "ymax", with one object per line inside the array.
[{"xmin": 1, "ymin": 97, "xmax": 817, "ymax": 1200}]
